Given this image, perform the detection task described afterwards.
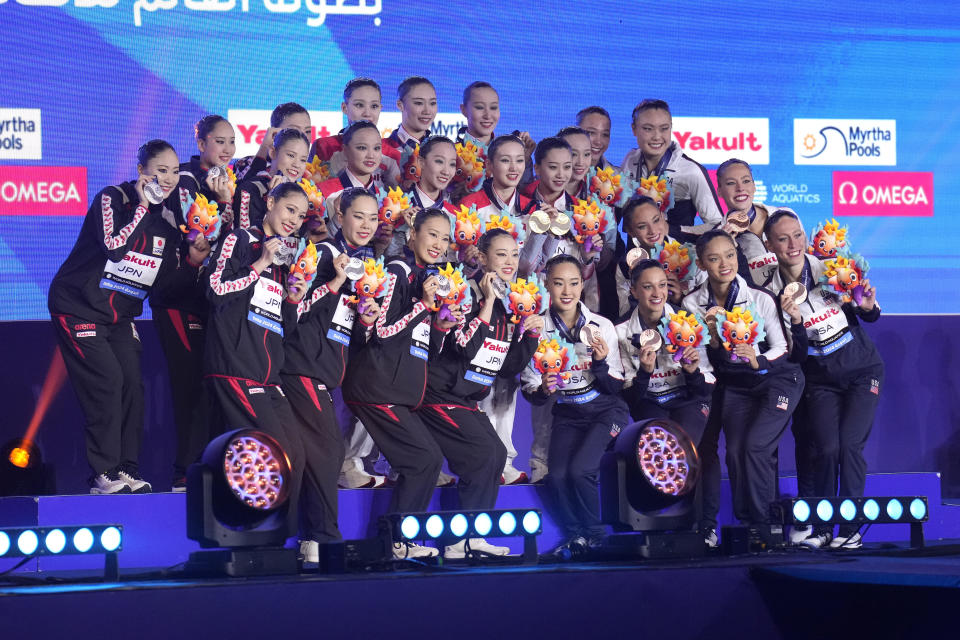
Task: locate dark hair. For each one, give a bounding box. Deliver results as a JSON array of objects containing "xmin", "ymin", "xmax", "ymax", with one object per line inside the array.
[
  {"xmin": 629, "ymin": 258, "xmax": 666, "ymax": 286},
  {"xmin": 556, "ymin": 126, "xmax": 590, "ymax": 141},
  {"xmin": 544, "ymin": 253, "xmax": 583, "ymax": 277},
  {"xmin": 631, "ymin": 98, "xmax": 672, "ymax": 123},
  {"xmin": 339, "ymin": 187, "xmax": 376, "ymax": 214},
  {"xmin": 487, "ymin": 134, "xmax": 525, "ymax": 161},
  {"xmin": 398, "ymin": 76, "xmax": 435, "ymax": 101},
  {"xmin": 534, "ymin": 136, "xmax": 572, "ymax": 165},
  {"xmin": 477, "ymin": 227, "xmax": 515, "ymax": 254},
  {"xmin": 412, "ymin": 206, "xmax": 450, "ymax": 232},
  {"xmin": 268, "ymin": 181, "xmax": 308, "ymax": 203},
  {"xmin": 137, "ymin": 139, "xmax": 175, "ymax": 166},
  {"xmin": 716, "ymin": 158, "xmax": 753, "ymax": 183},
  {"xmin": 763, "ymin": 209, "xmax": 802, "ymax": 237},
  {"xmin": 270, "ymin": 102, "xmax": 309, "ymax": 128},
  {"xmin": 195, "ymin": 114, "xmax": 229, "ymax": 141},
  {"xmin": 342, "ymin": 120, "xmax": 380, "ymax": 146},
  {"xmin": 575, "ymin": 106, "xmax": 611, "ymax": 126},
  {"xmin": 462, "ymin": 81, "xmax": 497, "ymax": 106},
  {"xmin": 621, "ymin": 195, "xmax": 662, "ymax": 227},
  {"xmin": 694, "ymin": 228, "xmax": 735, "ymax": 260},
  {"xmin": 344, "ymin": 77, "xmax": 381, "ymax": 102},
  {"xmin": 273, "ymin": 127, "xmax": 310, "ymax": 151},
  {"xmin": 420, "ymin": 135, "xmax": 455, "ymax": 158}
]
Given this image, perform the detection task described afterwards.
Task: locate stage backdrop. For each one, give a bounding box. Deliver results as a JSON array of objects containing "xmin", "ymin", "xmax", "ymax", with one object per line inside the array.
[
  {"xmin": 0, "ymin": 1, "xmax": 958, "ymax": 318},
  {"xmin": 0, "ymin": 3, "xmax": 958, "ymax": 496}
]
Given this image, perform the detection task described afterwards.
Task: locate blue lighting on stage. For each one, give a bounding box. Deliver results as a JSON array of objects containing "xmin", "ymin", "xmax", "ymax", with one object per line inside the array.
[
  {"xmin": 473, "ymin": 513, "xmax": 492, "ymax": 537},
  {"xmin": 449, "ymin": 514, "xmax": 468, "ymax": 538},
  {"xmin": 424, "ymin": 515, "xmax": 444, "ymax": 539},
  {"xmin": 863, "ymin": 500, "xmax": 880, "ymax": 521},
  {"xmin": 910, "ymin": 499, "xmax": 927, "ymax": 520},
  {"xmin": 839, "ymin": 500, "xmax": 857, "ymax": 521},
  {"xmin": 45, "ymin": 529, "xmax": 66, "ymax": 554},
  {"xmin": 498, "ymin": 512, "xmax": 517, "ymax": 536},
  {"xmin": 793, "ymin": 500, "xmax": 811, "ymax": 523},
  {"xmin": 816, "ymin": 500, "xmax": 834, "ymax": 522},
  {"xmin": 400, "ymin": 516, "xmax": 420, "ymax": 540},
  {"xmin": 73, "ymin": 528, "xmax": 94, "ymax": 553},
  {"xmin": 522, "ymin": 511, "xmax": 541, "ymax": 535},
  {"xmin": 17, "ymin": 530, "xmax": 38, "ymax": 555},
  {"xmin": 886, "ymin": 499, "xmax": 903, "ymax": 521}
]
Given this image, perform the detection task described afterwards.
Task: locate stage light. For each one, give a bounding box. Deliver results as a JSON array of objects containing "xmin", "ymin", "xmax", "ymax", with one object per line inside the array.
[
  {"xmin": 0, "ymin": 438, "xmax": 54, "ymax": 497},
  {"xmin": 910, "ymin": 499, "xmax": 927, "ymax": 520},
  {"xmin": 793, "ymin": 500, "xmax": 811, "ymax": 523},
  {"xmin": 840, "ymin": 499, "xmax": 857, "ymax": 521},
  {"xmin": 886, "ymin": 499, "xmax": 903, "ymax": 520},
  {"xmin": 381, "ymin": 509, "xmax": 543, "ymax": 563},
  {"xmin": 450, "ymin": 514, "xmax": 469, "ymax": 538},
  {"xmin": 17, "ymin": 530, "xmax": 38, "ymax": 555},
  {"xmin": 425, "ymin": 515, "xmax": 444, "ymax": 539},
  {"xmin": 776, "ymin": 496, "xmax": 929, "ymax": 547},
  {"xmin": 474, "ymin": 513, "xmax": 492, "ymax": 537},
  {"xmin": 73, "ymin": 528, "xmax": 94, "ymax": 553},
  {"xmin": 522, "ymin": 510, "xmax": 541, "ymax": 535},
  {"xmin": 599, "ymin": 418, "xmax": 704, "ymax": 558},
  {"xmin": 0, "ymin": 531, "xmax": 9, "ymax": 556},
  {"xmin": 101, "ymin": 527, "xmax": 122, "ymax": 552},
  {"xmin": 45, "ymin": 529, "xmax": 66, "ymax": 554},
  {"xmin": 185, "ymin": 429, "xmax": 298, "ymax": 576},
  {"xmin": 816, "ymin": 500, "xmax": 834, "ymax": 522},
  {"xmin": 400, "ymin": 516, "xmax": 420, "ymax": 540}
]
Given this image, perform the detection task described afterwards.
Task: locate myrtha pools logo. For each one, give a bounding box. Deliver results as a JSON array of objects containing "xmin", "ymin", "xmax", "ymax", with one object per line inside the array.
[{"xmin": 793, "ymin": 119, "xmax": 896, "ymax": 166}]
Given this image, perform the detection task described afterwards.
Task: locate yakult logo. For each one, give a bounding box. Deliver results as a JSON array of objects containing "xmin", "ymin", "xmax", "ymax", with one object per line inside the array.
[
  {"xmin": 794, "ymin": 119, "xmax": 896, "ymax": 166},
  {"xmin": 672, "ymin": 117, "xmax": 770, "ymax": 165},
  {"xmin": 0, "ymin": 166, "xmax": 87, "ymax": 216},
  {"xmin": 0, "ymin": 109, "xmax": 42, "ymax": 159},
  {"xmin": 833, "ymin": 171, "xmax": 933, "ymax": 217},
  {"xmin": 227, "ymin": 110, "xmax": 344, "ymax": 157}
]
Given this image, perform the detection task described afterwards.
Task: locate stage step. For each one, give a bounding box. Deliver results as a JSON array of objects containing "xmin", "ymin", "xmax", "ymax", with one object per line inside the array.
[{"xmin": 0, "ymin": 472, "xmax": 950, "ymax": 574}]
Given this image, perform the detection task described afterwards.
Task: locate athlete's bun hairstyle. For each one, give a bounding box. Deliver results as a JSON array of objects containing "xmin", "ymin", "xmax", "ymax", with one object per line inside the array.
[
  {"xmin": 344, "ymin": 77, "xmax": 381, "ymax": 102},
  {"xmin": 694, "ymin": 228, "xmax": 735, "ymax": 260},
  {"xmin": 716, "ymin": 158, "xmax": 753, "ymax": 183},
  {"xmin": 631, "ymin": 98, "xmax": 671, "ymax": 123},
  {"xmin": 621, "ymin": 195, "xmax": 661, "ymax": 227},
  {"xmin": 412, "ymin": 206, "xmax": 450, "ymax": 232},
  {"xmin": 194, "ymin": 115, "xmax": 229, "ymax": 141},
  {"xmin": 629, "ymin": 258, "xmax": 666, "ymax": 286},
  {"xmin": 763, "ymin": 209, "xmax": 803, "ymax": 237},
  {"xmin": 270, "ymin": 102, "xmax": 309, "ymax": 128},
  {"xmin": 342, "ymin": 120, "xmax": 380, "ymax": 145},
  {"xmin": 477, "ymin": 227, "xmax": 515, "ymax": 254},
  {"xmin": 462, "ymin": 80, "xmax": 497, "ymax": 106},
  {"xmin": 575, "ymin": 106, "xmax": 611, "ymax": 125},
  {"xmin": 534, "ymin": 136, "xmax": 572, "ymax": 165},
  {"xmin": 268, "ymin": 180, "xmax": 308, "ymax": 203},
  {"xmin": 273, "ymin": 128, "xmax": 310, "ymax": 151},
  {"xmin": 556, "ymin": 126, "xmax": 590, "ymax": 140},
  {"xmin": 487, "ymin": 134, "xmax": 525, "ymax": 161},
  {"xmin": 339, "ymin": 187, "xmax": 376, "ymax": 215},
  {"xmin": 137, "ymin": 139, "xmax": 175, "ymax": 166},
  {"xmin": 544, "ymin": 253, "xmax": 583, "ymax": 277},
  {"xmin": 398, "ymin": 76, "xmax": 435, "ymax": 101},
  {"xmin": 420, "ymin": 135, "xmax": 455, "ymax": 158}
]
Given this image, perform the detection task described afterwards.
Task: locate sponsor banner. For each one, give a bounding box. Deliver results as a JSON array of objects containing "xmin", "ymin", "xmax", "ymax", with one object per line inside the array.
[
  {"xmin": 673, "ymin": 117, "xmax": 769, "ymax": 165},
  {"xmin": 377, "ymin": 112, "xmax": 467, "ymax": 140},
  {"xmin": 794, "ymin": 118, "xmax": 896, "ymax": 165},
  {"xmin": 228, "ymin": 110, "xmax": 344, "ymax": 157},
  {"xmin": 0, "ymin": 108, "xmax": 42, "ymax": 160},
  {"xmin": 833, "ymin": 171, "xmax": 933, "ymax": 217},
  {"xmin": 0, "ymin": 166, "xmax": 87, "ymax": 215}
]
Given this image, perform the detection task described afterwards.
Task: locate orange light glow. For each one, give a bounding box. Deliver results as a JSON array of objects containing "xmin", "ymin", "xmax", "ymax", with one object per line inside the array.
[{"xmin": 9, "ymin": 447, "xmax": 30, "ymax": 468}]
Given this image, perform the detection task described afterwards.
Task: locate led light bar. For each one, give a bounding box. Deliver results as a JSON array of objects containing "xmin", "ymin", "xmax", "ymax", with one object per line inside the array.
[
  {"xmin": 0, "ymin": 524, "xmax": 123, "ymax": 558},
  {"xmin": 776, "ymin": 496, "xmax": 929, "ymax": 547}
]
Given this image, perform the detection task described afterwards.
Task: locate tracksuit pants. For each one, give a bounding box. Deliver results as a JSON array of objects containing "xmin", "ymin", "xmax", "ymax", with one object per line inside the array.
[
  {"xmin": 53, "ymin": 315, "xmax": 143, "ymax": 476},
  {"xmin": 546, "ymin": 405, "xmax": 630, "ymax": 538},
  {"xmin": 206, "ymin": 376, "xmax": 305, "ymax": 536},
  {"xmin": 417, "ymin": 403, "xmax": 506, "ymax": 510},
  {"xmin": 720, "ymin": 370, "xmax": 804, "ymax": 526},
  {"xmin": 153, "ymin": 307, "xmax": 212, "ymax": 477}
]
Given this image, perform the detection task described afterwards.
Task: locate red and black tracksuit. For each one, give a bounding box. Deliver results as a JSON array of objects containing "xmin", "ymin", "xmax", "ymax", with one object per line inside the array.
[
  {"xmin": 48, "ymin": 182, "xmax": 183, "ymax": 477},
  {"xmin": 280, "ymin": 234, "xmax": 374, "ymax": 542},
  {"xmin": 204, "ymin": 226, "xmax": 306, "ymax": 531},
  {"xmin": 341, "ymin": 256, "xmax": 441, "ymax": 514},
  {"xmin": 232, "ymin": 171, "xmax": 271, "ymax": 230},
  {"xmin": 418, "ymin": 284, "xmax": 539, "ymax": 510}
]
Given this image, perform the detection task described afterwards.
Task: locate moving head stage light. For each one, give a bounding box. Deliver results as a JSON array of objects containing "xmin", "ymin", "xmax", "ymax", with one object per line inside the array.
[
  {"xmin": 600, "ymin": 418, "xmax": 704, "ymax": 558},
  {"xmin": 186, "ymin": 429, "xmax": 297, "ymax": 576}
]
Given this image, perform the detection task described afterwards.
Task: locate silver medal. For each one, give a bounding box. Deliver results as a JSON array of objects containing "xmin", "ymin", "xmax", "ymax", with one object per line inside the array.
[
  {"xmin": 490, "ymin": 275, "xmax": 507, "ymax": 299},
  {"xmin": 207, "ymin": 165, "xmax": 225, "ymax": 180},
  {"xmin": 435, "ymin": 275, "xmax": 452, "ymax": 298},
  {"xmin": 144, "ymin": 177, "xmax": 165, "ymax": 205},
  {"xmin": 344, "ymin": 257, "xmax": 366, "ymax": 281}
]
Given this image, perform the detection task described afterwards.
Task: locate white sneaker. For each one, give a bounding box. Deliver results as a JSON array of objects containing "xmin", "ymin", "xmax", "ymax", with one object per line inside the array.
[
  {"xmin": 530, "ymin": 459, "xmax": 549, "ymax": 484},
  {"xmin": 338, "ymin": 465, "xmax": 387, "ymax": 489},
  {"xmin": 501, "ymin": 465, "xmax": 528, "ymax": 485},
  {"xmin": 118, "ymin": 468, "xmax": 152, "ymax": 494},
  {"xmin": 444, "ymin": 538, "xmax": 511, "ymax": 559},
  {"xmin": 299, "ymin": 540, "xmax": 319, "ymax": 563},
  {"xmin": 799, "ymin": 532, "xmax": 833, "ymax": 549},
  {"xmin": 829, "ymin": 532, "xmax": 862, "ymax": 549},
  {"xmin": 436, "ymin": 471, "xmax": 456, "ymax": 487},
  {"xmin": 788, "ymin": 525, "xmax": 813, "ymax": 545},
  {"xmin": 89, "ymin": 469, "xmax": 132, "ymax": 495},
  {"xmin": 392, "ymin": 541, "xmax": 439, "ymax": 559},
  {"xmin": 704, "ymin": 528, "xmax": 718, "ymax": 548}
]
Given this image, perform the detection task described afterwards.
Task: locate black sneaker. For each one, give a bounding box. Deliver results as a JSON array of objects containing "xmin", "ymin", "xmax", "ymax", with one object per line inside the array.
[
  {"xmin": 117, "ymin": 465, "xmax": 152, "ymax": 494},
  {"xmin": 171, "ymin": 476, "xmax": 187, "ymax": 493},
  {"xmin": 543, "ymin": 536, "xmax": 588, "ymax": 561},
  {"xmin": 90, "ymin": 468, "xmax": 132, "ymax": 495}
]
